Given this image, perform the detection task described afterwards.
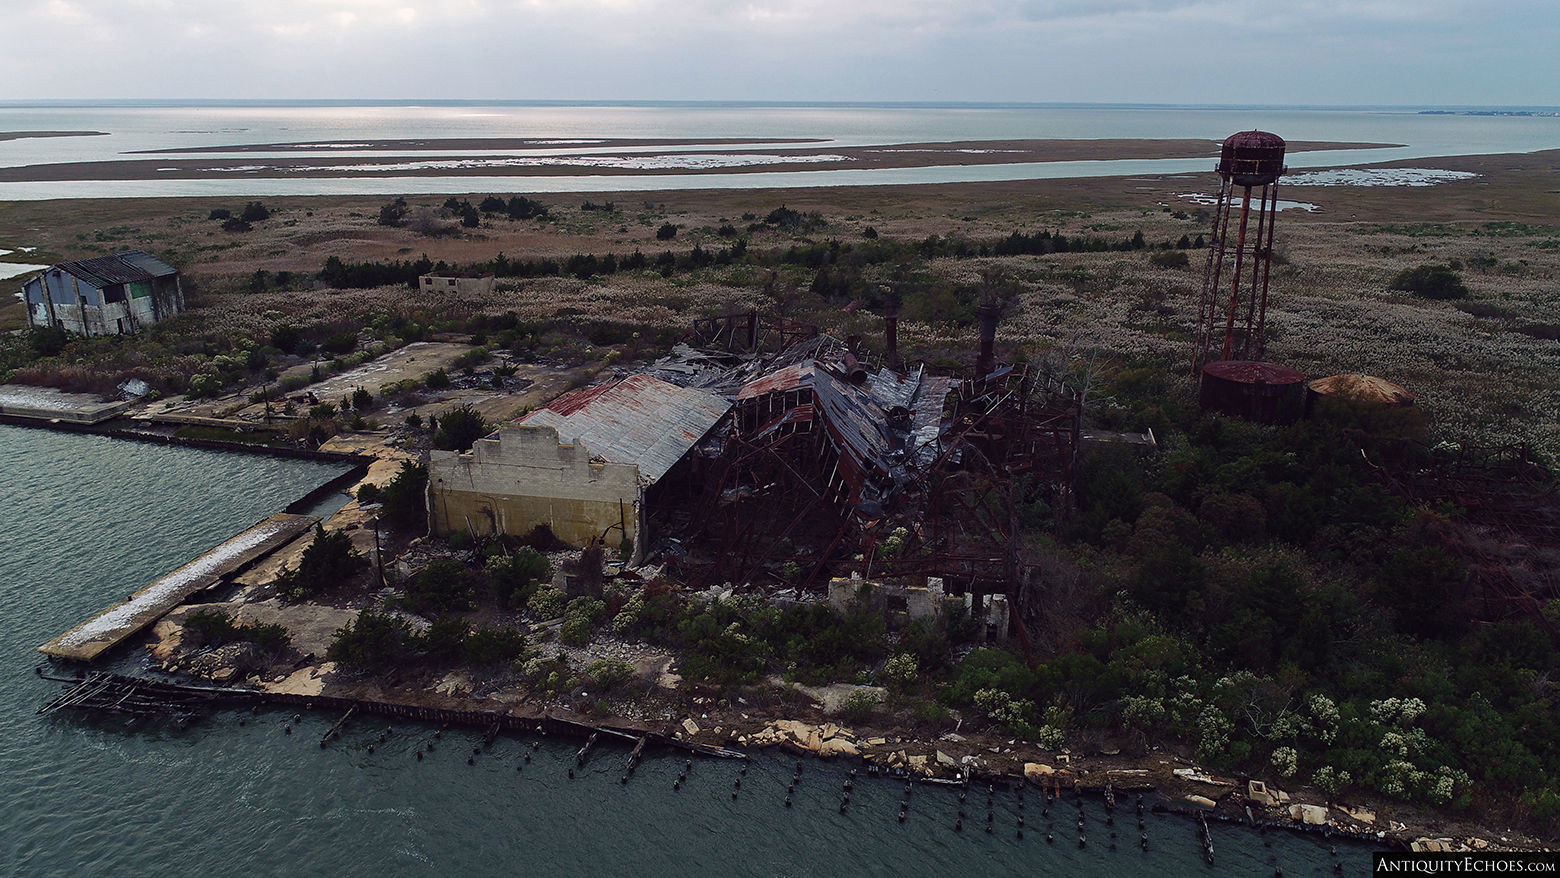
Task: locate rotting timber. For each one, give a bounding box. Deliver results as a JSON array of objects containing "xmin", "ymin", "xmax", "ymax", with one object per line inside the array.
[{"xmin": 35, "ymin": 670, "xmax": 746, "ymax": 759}]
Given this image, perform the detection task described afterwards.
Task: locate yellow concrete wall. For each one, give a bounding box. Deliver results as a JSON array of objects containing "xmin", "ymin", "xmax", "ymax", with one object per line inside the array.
[{"xmin": 427, "ymin": 423, "xmax": 642, "ymax": 551}]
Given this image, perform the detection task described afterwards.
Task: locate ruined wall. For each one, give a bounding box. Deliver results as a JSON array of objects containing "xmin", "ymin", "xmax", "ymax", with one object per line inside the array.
[{"xmin": 427, "ymin": 424, "xmax": 643, "ymax": 552}]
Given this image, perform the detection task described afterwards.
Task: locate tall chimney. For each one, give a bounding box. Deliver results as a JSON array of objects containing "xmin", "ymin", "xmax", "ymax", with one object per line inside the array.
[
  {"xmin": 884, "ymin": 311, "xmax": 899, "ymax": 373},
  {"xmin": 976, "ymin": 303, "xmax": 1000, "ymax": 376}
]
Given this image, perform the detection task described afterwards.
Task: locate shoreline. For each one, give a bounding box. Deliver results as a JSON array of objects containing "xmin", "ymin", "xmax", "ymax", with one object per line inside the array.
[
  {"xmin": 19, "ymin": 411, "xmax": 1548, "ymax": 855},
  {"xmin": 0, "ymin": 138, "xmax": 1398, "ymax": 183}
]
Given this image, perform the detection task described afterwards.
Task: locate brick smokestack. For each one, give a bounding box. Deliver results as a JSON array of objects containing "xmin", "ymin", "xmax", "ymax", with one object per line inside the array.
[
  {"xmin": 884, "ymin": 309, "xmax": 898, "ymax": 372},
  {"xmin": 976, "ymin": 303, "xmax": 1000, "ymax": 376}
]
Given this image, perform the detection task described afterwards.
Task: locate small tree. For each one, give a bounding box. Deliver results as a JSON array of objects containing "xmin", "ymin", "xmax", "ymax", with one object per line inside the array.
[
  {"xmin": 378, "ymin": 197, "xmax": 409, "ymax": 228},
  {"xmin": 379, "ymin": 461, "xmax": 429, "ymax": 531},
  {"xmin": 241, "ymin": 201, "xmax": 271, "ymax": 222},
  {"xmin": 1390, "ymin": 263, "xmax": 1469, "ymax": 300},
  {"xmin": 404, "ymin": 558, "xmax": 476, "ymax": 615},
  {"xmin": 275, "ymin": 525, "xmax": 366, "ymax": 600},
  {"xmin": 656, "ymin": 223, "xmax": 678, "ymax": 241},
  {"xmin": 433, "ymin": 404, "xmax": 490, "ymax": 452},
  {"xmin": 328, "ymin": 610, "xmax": 413, "ymax": 670}
]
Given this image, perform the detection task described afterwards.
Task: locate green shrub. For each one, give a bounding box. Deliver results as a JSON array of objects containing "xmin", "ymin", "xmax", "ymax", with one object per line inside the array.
[
  {"xmin": 528, "ymin": 587, "xmax": 566, "ymax": 621},
  {"xmin": 433, "ymin": 404, "xmax": 490, "ymax": 452},
  {"xmin": 560, "ymin": 616, "xmax": 592, "ymax": 647},
  {"xmin": 404, "ymin": 558, "xmax": 476, "ymax": 615},
  {"xmin": 328, "ymin": 610, "xmax": 413, "ymax": 670},
  {"xmin": 379, "ymin": 461, "xmax": 428, "ymax": 531},
  {"xmin": 1390, "ymin": 263, "xmax": 1469, "ymax": 299},
  {"xmin": 488, "ymin": 548, "xmax": 550, "ymax": 611},
  {"xmin": 1149, "ymin": 249, "xmax": 1190, "ymax": 269},
  {"xmin": 464, "ymin": 625, "xmax": 529, "ymax": 664},
  {"xmin": 181, "ymin": 609, "xmax": 291, "ymax": 652},
  {"xmin": 275, "ymin": 525, "xmax": 366, "ymax": 600},
  {"xmin": 418, "ymin": 613, "xmax": 470, "ymax": 661},
  {"xmin": 841, "ymin": 688, "xmax": 881, "ymax": 724},
  {"xmin": 587, "ymin": 657, "xmax": 634, "ymax": 689}
]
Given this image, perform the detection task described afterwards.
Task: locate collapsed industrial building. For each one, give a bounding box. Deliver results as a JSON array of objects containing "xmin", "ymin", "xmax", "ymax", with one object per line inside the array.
[{"xmin": 428, "ymin": 307, "xmax": 1081, "ymax": 652}]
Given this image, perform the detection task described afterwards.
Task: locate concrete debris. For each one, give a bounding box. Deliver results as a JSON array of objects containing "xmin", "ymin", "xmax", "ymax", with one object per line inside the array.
[
  {"xmin": 1290, "ymin": 804, "xmax": 1330, "ymax": 826},
  {"xmin": 1173, "ymin": 767, "xmax": 1235, "ymax": 787}
]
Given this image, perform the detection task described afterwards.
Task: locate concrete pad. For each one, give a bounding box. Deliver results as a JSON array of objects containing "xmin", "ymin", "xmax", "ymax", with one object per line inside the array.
[{"xmin": 265, "ymin": 662, "xmax": 336, "ymax": 696}]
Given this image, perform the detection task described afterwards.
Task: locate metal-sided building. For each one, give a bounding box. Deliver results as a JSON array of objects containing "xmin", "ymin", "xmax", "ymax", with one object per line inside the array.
[{"xmin": 20, "ymin": 250, "xmax": 183, "ymax": 336}]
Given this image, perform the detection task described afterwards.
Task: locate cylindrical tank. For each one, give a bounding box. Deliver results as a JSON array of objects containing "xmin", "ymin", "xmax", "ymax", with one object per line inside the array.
[
  {"xmin": 1199, "ymin": 360, "xmax": 1306, "ymax": 424},
  {"xmin": 1218, "ymin": 131, "xmax": 1286, "ymax": 187},
  {"xmin": 1304, "ymin": 373, "xmax": 1415, "ymax": 417},
  {"xmin": 1306, "ymin": 373, "xmax": 1414, "ymax": 406}
]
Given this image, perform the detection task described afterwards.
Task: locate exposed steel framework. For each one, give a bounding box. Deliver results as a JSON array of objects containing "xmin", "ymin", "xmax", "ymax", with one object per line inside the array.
[
  {"xmin": 1192, "ymin": 131, "xmax": 1287, "ymax": 372},
  {"xmin": 665, "ymin": 360, "xmax": 1080, "ymax": 603}
]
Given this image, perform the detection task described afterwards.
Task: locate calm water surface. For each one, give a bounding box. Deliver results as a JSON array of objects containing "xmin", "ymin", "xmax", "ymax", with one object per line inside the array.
[
  {"xmin": 0, "ymin": 424, "xmax": 1376, "ymax": 876},
  {"xmin": 0, "ymin": 103, "xmax": 1557, "ymax": 199}
]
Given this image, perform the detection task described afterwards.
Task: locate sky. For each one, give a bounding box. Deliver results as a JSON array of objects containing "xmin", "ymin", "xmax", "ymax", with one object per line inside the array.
[{"xmin": 3, "ymin": 0, "xmax": 1556, "ymax": 106}]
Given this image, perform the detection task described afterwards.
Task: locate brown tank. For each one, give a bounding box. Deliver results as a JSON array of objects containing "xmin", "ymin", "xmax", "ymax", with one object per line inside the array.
[
  {"xmin": 1306, "ymin": 373, "xmax": 1415, "ymax": 407},
  {"xmin": 1199, "ymin": 360, "xmax": 1306, "ymax": 424},
  {"xmin": 1218, "ymin": 131, "xmax": 1286, "ymax": 187}
]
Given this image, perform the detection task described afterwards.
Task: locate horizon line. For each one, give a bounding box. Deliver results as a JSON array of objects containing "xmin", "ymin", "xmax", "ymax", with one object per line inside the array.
[{"xmin": 2, "ymin": 99, "xmax": 1558, "ymax": 113}]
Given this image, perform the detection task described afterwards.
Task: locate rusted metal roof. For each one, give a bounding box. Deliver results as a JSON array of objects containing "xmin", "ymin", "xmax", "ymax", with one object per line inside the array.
[
  {"xmin": 1202, "ymin": 360, "xmax": 1305, "ymax": 385},
  {"xmin": 1308, "ymin": 373, "xmax": 1415, "ymax": 406},
  {"xmin": 56, "ymin": 250, "xmax": 176, "ymax": 289},
  {"xmin": 520, "ymin": 373, "xmax": 731, "ymax": 483},
  {"xmin": 738, "ymin": 361, "xmax": 818, "ymax": 400}
]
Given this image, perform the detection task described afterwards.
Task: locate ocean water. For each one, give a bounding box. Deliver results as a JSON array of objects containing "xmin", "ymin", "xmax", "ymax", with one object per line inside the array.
[
  {"xmin": 0, "ymin": 423, "xmax": 1376, "ymax": 876},
  {"xmin": 0, "ymin": 102, "xmax": 1557, "ymax": 199}
]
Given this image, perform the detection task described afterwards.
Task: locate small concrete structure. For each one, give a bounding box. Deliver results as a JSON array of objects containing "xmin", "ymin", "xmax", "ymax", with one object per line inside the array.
[
  {"xmin": 826, "ymin": 574, "xmax": 1015, "ymax": 637},
  {"xmin": 21, "ymin": 250, "xmax": 183, "ymax": 336},
  {"xmin": 419, "ymin": 272, "xmax": 495, "ymax": 296}
]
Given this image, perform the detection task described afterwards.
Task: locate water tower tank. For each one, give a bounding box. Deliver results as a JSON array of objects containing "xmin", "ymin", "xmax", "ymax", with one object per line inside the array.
[
  {"xmin": 1199, "ymin": 360, "xmax": 1306, "ymax": 425},
  {"xmin": 1218, "ymin": 131, "xmax": 1287, "ymax": 187}
]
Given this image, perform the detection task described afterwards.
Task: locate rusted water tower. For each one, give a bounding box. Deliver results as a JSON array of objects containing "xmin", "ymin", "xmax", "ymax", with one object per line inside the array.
[{"xmin": 1191, "ymin": 131, "xmax": 1301, "ymax": 423}]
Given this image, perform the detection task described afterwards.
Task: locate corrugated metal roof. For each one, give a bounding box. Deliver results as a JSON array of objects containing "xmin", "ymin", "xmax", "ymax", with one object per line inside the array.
[
  {"xmin": 738, "ymin": 361, "xmax": 817, "ymax": 400},
  {"xmin": 56, "ymin": 250, "xmax": 176, "ymax": 289},
  {"xmin": 114, "ymin": 250, "xmax": 178, "ymax": 278},
  {"xmin": 520, "ymin": 373, "xmax": 731, "ymax": 483}
]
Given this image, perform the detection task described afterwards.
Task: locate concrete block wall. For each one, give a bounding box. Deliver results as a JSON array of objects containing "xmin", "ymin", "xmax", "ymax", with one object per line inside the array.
[{"xmin": 428, "ymin": 423, "xmax": 643, "ymax": 553}]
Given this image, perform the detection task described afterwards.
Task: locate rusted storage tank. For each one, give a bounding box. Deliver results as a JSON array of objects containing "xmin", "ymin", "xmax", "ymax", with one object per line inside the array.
[
  {"xmin": 1199, "ymin": 360, "xmax": 1306, "ymax": 425},
  {"xmin": 1306, "ymin": 373, "xmax": 1415, "ymax": 409},
  {"xmin": 1218, "ymin": 131, "xmax": 1286, "ymax": 187}
]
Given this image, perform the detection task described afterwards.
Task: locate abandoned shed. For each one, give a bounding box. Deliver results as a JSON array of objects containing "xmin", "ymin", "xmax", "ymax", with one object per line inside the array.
[
  {"xmin": 426, "ymin": 373, "xmax": 731, "ymax": 561},
  {"xmin": 20, "ymin": 250, "xmax": 183, "ymax": 336}
]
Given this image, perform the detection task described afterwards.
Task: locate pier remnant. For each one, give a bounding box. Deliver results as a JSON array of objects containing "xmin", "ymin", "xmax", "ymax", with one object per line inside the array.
[{"xmin": 38, "ymin": 512, "xmax": 319, "ymax": 661}]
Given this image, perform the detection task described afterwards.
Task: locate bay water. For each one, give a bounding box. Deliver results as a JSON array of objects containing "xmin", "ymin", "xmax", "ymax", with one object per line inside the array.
[
  {"xmin": 0, "ymin": 102, "xmax": 1558, "ymax": 200},
  {"xmin": 0, "ymin": 423, "xmax": 1374, "ymax": 875}
]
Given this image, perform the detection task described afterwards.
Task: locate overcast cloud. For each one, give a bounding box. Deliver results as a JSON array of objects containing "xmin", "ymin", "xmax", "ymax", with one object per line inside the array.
[{"xmin": 2, "ymin": 0, "xmax": 1554, "ymax": 104}]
